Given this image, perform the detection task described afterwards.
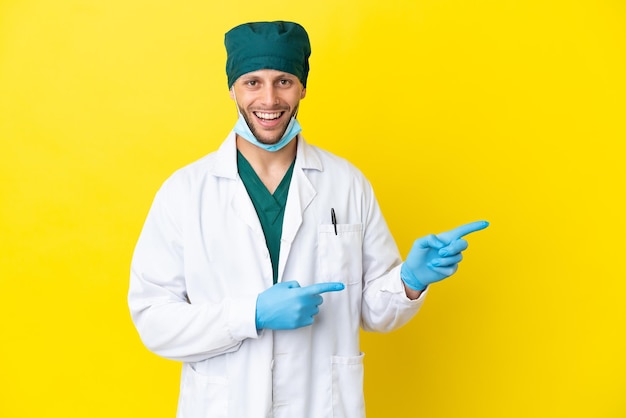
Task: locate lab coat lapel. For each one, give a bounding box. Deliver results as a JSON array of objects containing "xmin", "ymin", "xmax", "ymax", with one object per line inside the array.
[
  {"xmin": 281, "ymin": 166, "xmax": 316, "ymax": 243},
  {"xmin": 277, "ymin": 137, "xmax": 321, "ymax": 280},
  {"xmin": 213, "ymin": 132, "xmax": 265, "ymax": 239},
  {"xmin": 230, "ymin": 180, "xmax": 265, "ymax": 238}
]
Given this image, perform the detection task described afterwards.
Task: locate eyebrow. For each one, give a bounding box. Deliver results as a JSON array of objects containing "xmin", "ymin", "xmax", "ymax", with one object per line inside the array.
[
  {"xmin": 241, "ymin": 72, "xmax": 297, "ymax": 81},
  {"xmin": 273, "ymin": 73, "xmax": 296, "ymax": 79}
]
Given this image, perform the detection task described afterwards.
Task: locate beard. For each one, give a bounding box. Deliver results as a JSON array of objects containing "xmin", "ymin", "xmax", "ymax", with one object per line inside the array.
[{"xmin": 239, "ymin": 105, "xmax": 298, "ymax": 145}]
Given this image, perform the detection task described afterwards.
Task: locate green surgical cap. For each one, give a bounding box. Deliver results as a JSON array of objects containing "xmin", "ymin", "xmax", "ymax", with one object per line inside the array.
[{"xmin": 225, "ymin": 21, "xmax": 311, "ymax": 88}]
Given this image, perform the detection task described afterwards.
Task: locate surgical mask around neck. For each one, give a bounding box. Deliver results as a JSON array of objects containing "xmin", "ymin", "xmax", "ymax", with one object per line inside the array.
[{"xmin": 231, "ymin": 90, "xmax": 302, "ymax": 152}]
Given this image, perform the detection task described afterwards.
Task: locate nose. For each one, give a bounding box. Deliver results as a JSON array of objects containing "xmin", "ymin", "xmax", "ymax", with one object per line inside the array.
[{"xmin": 260, "ymin": 85, "xmax": 279, "ymax": 106}]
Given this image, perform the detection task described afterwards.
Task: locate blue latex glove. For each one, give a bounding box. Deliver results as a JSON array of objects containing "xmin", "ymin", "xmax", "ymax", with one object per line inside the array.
[
  {"xmin": 256, "ymin": 281, "xmax": 345, "ymax": 330},
  {"xmin": 401, "ymin": 220, "xmax": 489, "ymax": 291}
]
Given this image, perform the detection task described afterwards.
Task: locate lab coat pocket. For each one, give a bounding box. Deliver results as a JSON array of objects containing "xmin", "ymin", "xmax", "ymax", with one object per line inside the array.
[
  {"xmin": 331, "ymin": 353, "xmax": 365, "ymax": 418},
  {"xmin": 318, "ymin": 223, "xmax": 363, "ymax": 285},
  {"xmin": 177, "ymin": 363, "xmax": 229, "ymax": 418}
]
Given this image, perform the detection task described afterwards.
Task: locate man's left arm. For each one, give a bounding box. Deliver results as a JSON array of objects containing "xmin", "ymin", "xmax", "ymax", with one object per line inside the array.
[{"xmin": 359, "ymin": 179, "xmax": 489, "ymax": 330}]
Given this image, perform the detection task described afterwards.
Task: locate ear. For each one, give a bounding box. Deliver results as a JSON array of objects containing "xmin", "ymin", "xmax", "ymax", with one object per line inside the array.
[
  {"xmin": 229, "ymin": 87, "xmax": 235, "ymax": 100},
  {"xmin": 300, "ymin": 88, "xmax": 306, "ymax": 99}
]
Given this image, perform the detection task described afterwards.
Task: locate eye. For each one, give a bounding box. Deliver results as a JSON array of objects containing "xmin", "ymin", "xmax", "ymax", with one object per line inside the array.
[
  {"xmin": 278, "ymin": 79, "xmax": 292, "ymax": 87},
  {"xmin": 246, "ymin": 80, "xmax": 258, "ymax": 87}
]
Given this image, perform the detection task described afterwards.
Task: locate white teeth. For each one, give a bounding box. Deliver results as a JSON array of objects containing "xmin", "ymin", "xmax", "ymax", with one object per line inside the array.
[{"xmin": 255, "ymin": 112, "xmax": 281, "ymax": 120}]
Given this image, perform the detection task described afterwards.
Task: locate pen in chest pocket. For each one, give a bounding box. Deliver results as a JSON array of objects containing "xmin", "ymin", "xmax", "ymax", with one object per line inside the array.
[{"xmin": 331, "ymin": 208, "xmax": 337, "ymax": 235}]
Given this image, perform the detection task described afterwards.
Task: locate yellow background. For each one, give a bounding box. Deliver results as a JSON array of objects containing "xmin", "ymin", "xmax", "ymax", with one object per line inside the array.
[{"xmin": 1, "ymin": 0, "xmax": 625, "ymax": 416}]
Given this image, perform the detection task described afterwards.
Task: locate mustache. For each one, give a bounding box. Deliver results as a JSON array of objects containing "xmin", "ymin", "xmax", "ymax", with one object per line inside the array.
[{"xmin": 237, "ymin": 104, "xmax": 294, "ymax": 113}]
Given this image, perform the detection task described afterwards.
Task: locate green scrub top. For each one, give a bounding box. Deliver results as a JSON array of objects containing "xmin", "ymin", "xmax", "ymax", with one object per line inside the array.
[{"xmin": 237, "ymin": 151, "xmax": 295, "ymax": 284}]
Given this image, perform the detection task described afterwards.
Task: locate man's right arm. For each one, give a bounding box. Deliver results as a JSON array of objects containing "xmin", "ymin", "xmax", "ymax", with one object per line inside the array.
[{"xmin": 128, "ymin": 182, "xmax": 259, "ymax": 363}]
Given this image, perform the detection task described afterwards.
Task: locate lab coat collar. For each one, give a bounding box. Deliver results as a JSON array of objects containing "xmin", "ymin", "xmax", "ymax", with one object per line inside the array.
[{"xmin": 207, "ymin": 131, "xmax": 323, "ymax": 179}]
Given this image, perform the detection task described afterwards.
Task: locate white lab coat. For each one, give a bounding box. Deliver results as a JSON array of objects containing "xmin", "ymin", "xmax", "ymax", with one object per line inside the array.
[{"xmin": 128, "ymin": 132, "xmax": 426, "ymax": 418}]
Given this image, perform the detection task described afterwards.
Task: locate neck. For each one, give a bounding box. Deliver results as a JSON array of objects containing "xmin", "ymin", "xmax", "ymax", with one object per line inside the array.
[{"xmin": 236, "ymin": 135, "xmax": 297, "ymax": 193}]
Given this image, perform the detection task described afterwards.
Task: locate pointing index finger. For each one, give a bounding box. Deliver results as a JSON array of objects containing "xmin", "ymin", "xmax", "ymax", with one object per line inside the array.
[
  {"xmin": 438, "ymin": 220, "xmax": 489, "ymax": 243},
  {"xmin": 302, "ymin": 282, "xmax": 346, "ymax": 295}
]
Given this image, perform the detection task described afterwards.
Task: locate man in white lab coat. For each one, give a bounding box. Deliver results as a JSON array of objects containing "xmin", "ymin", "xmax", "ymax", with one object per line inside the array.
[{"xmin": 128, "ymin": 21, "xmax": 488, "ymax": 418}]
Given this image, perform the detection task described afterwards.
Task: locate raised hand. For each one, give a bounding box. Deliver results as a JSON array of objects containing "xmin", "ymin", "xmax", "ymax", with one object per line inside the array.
[{"xmin": 400, "ymin": 221, "xmax": 489, "ymax": 291}]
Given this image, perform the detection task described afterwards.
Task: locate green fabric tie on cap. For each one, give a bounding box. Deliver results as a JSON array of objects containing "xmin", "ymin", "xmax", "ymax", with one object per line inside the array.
[{"xmin": 224, "ymin": 21, "xmax": 311, "ymax": 88}]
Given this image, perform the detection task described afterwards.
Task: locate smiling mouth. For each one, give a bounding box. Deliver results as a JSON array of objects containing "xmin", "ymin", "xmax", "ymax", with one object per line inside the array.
[{"xmin": 254, "ymin": 111, "xmax": 284, "ymax": 121}]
